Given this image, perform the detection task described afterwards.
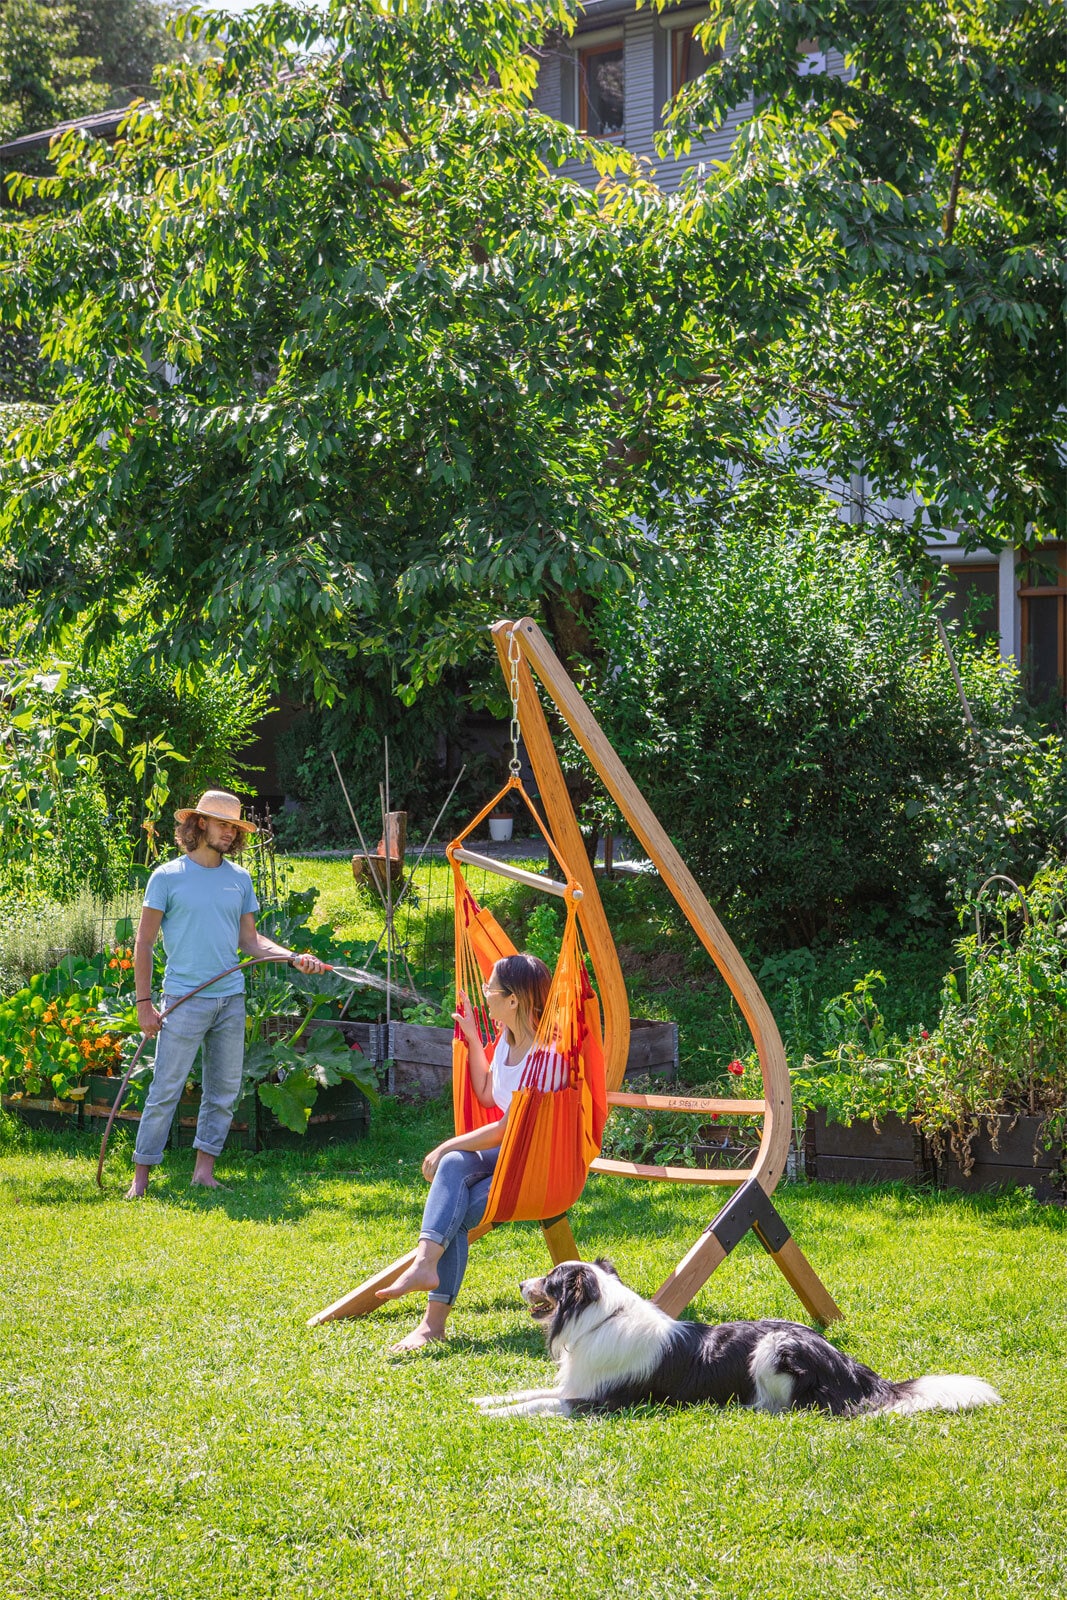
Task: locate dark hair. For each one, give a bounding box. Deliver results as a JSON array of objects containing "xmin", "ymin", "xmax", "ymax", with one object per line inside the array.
[
  {"xmin": 492, "ymin": 952, "xmax": 552, "ymax": 1040},
  {"xmin": 174, "ymin": 814, "xmax": 248, "ymax": 856}
]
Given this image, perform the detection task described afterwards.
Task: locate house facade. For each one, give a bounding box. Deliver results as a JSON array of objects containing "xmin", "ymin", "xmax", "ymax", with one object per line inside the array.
[{"xmin": 532, "ymin": 3, "xmax": 1063, "ymax": 698}]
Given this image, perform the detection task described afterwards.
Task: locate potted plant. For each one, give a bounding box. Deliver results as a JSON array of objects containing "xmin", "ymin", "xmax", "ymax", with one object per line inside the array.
[{"xmin": 488, "ymin": 802, "xmax": 514, "ymax": 842}]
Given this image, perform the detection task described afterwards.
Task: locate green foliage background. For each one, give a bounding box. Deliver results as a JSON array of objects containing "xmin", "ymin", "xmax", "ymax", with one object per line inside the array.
[{"xmin": 575, "ymin": 495, "xmax": 1060, "ymax": 944}]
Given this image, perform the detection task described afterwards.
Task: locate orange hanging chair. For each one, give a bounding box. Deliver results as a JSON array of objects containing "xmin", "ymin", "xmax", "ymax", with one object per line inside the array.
[
  {"xmin": 447, "ymin": 776, "xmax": 607, "ymax": 1225},
  {"xmin": 307, "ymin": 774, "xmax": 608, "ymax": 1324}
]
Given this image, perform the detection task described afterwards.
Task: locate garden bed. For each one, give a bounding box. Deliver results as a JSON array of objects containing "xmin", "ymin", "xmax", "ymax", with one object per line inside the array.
[
  {"xmin": 1, "ymin": 1093, "xmax": 84, "ymax": 1132},
  {"xmin": 936, "ymin": 1114, "xmax": 1066, "ymax": 1204},
  {"xmin": 804, "ymin": 1110, "xmax": 935, "ymax": 1186},
  {"xmin": 803, "ymin": 1109, "xmax": 1065, "ymax": 1201}
]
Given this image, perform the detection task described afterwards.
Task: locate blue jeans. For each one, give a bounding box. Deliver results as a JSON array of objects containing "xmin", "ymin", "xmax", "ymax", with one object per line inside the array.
[
  {"xmin": 133, "ymin": 994, "xmax": 246, "ymax": 1167},
  {"xmin": 419, "ymin": 1147, "xmax": 500, "ymax": 1304}
]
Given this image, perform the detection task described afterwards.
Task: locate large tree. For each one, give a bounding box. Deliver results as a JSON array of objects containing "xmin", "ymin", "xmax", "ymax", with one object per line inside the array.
[
  {"xmin": 0, "ymin": 0, "xmax": 104, "ymax": 145},
  {"xmin": 75, "ymin": 0, "xmax": 192, "ymax": 108},
  {"xmin": 664, "ymin": 0, "xmax": 1066, "ymax": 551},
  {"xmin": 0, "ymin": 0, "xmax": 814, "ymax": 699}
]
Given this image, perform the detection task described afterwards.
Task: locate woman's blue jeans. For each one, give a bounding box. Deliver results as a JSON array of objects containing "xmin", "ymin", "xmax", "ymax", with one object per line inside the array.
[
  {"xmin": 419, "ymin": 1147, "xmax": 500, "ymax": 1304},
  {"xmin": 133, "ymin": 993, "xmax": 246, "ymax": 1167}
]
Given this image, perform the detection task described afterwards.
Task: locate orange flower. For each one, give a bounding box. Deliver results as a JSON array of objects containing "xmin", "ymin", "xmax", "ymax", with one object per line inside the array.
[
  {"xmin": 119, "ymin": 960, "xmax": 132, "ymax": 970},
  {"xmin": 108, "ymin": 958, "xmax": 119, "ymax": 969}
]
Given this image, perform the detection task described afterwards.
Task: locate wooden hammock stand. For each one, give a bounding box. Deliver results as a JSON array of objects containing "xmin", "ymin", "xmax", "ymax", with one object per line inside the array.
[{"xmin": 309, "ymin": 618, "xmax": 840, "ymax": 1328}]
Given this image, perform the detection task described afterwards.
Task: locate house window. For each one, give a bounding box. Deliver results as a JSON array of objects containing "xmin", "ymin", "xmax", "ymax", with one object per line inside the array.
[
  {"xmin": 797, "ymin": 38, "xmax": 827, "ymax": 75},
  {"xmin": 1019, "ymin": 543, "xmax": 1067, "ymax": 703},
  {"xmin": 670, "ymin": 24, "xmax": 718, "ymax": 96},
  {"xmin": 938, "ymin": 564, "xmax": 1000, "ymax": 647},
  {"xmin": 578, "ymin": 42, "xmax": 624, "ymax": 137}
]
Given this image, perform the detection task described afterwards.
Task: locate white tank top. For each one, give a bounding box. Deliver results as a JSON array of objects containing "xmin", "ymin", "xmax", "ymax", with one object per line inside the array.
[{"xmin": 491, "ymin": 1040, "xmax": 566, "ymax": 1113}]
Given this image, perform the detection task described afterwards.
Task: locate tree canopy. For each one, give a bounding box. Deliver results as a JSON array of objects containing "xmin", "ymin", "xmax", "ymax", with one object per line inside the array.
[
  {"xmin": 1, "ymin": 0, "xmax": 1062, "ymax": 707},
  {"xmin": 664, "ymin": 0, "xmax": 1066, "ymax": 549},
  {"xmin": 0, "ymin": 0, "xmax": 105, "ymax": 146}
]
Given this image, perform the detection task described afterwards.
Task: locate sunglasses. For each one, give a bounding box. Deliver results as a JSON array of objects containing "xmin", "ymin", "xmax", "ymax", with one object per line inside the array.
[{"xmin": 481, "ymin": 982, "xmax": 513, "ymax": 1000}]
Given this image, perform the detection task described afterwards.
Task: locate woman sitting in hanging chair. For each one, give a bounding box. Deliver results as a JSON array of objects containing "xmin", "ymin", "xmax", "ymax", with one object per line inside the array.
[{"xmin": 377, "ymin": 952, "xmax": 563, "ymax": 1354}]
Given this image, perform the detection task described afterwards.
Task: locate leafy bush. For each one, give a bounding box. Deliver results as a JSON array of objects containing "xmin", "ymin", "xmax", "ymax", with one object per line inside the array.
[
  {"xmin": 82, "ymin": 630, "xmax": 271, "ymax": 833},
  {"xmin": 0, "ymin": 662, "xmax": 143, "ymax": 898},
  {"xmin": 923, "ymin": 722, "xmax": 1067, "ymax": 901},
  {"xmin": 577, "ymin": 499, "xmax": 1022, "ymax": 946},
  {"xmin": 793, "ymin": 864, "xmax": 1067, "ymax": 1163},
  {"xmin": 0, "ymin": 936, "xmax": 141, "ymax": 1102}
]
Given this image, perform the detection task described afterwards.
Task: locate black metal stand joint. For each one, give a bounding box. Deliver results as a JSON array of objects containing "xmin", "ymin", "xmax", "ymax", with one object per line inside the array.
[{"xmin": 706, "ymin": 1178, "xmax": 792, "ymax": 1258}]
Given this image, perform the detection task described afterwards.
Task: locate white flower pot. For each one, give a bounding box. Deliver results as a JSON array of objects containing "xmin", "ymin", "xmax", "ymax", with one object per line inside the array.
[{"xmin": 488, "ymin": 817, "xmax": 513, "ymax": 842}]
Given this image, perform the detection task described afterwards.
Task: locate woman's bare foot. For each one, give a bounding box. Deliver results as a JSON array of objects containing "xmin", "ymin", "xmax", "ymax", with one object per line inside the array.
[
  {"xmin": 387, "ymin": 1322, "xmax": 446, "ymax": 1355},
  {"xmin": 376, "ymin": 1261, "xmax": 440, "ymax": 1300}
]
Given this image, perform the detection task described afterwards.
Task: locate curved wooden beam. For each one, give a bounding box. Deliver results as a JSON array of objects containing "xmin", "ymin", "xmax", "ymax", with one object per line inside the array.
[
  {"xmin": 502, "ymin": 617, "xmax": 791, "ymax": 1197},
  {"xmin": 490, "ymin": 621, "xmax": 631, "ymax": 1092}
]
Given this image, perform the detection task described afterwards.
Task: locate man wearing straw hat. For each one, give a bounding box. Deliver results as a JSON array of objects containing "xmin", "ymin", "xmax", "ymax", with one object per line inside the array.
[{"xmin": 126, "ymin": 790, "xmax": 328, "ymax": 1199}]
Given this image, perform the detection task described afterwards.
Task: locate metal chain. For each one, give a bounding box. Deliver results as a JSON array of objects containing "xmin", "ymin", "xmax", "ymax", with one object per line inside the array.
[{"xmin": 507, "ymin": 627, "xmax": 522, "ymax": 778}]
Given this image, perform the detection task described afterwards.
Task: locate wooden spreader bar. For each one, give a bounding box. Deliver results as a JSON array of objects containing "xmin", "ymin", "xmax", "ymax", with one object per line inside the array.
[
  {"xmin": 607, "ymin": 1091, "xmax": 766, "ymax": 1116},
  {"xmin": 448, "ymin": 846, "xmax": 573, "ymax": 898},
  {"xmin": 591, "ymin": 1157, "xmax": 757, "ymax": 1185}
]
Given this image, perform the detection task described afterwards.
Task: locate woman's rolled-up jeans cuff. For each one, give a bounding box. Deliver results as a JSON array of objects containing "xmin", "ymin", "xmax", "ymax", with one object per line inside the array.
[{"xmin": 419, "ymin": 1229, "xmax": 457, "ymax": 1304}]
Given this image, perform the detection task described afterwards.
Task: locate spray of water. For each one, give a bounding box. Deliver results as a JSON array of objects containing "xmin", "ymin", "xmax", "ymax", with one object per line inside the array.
[{"xmin": 327, "ymin": 964, "xmax": 426, "ymax": 1005}]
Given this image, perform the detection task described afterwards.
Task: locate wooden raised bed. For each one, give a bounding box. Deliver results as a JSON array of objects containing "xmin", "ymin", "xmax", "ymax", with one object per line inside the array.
[
  {"xmin": 936, "ymin": 1114, "xmax": 1065, "ymax": 1204},
  {"xmin": 257, "ymin": 1016, "xmax": 383, "ymax": 1148},
  {"xmin": 804, "ymin": 1109, "xmax": 1064, "ymax": 1200},
  {"xmin": 1, "ymin": 1093, "xmax": 84, "ymax": 1132},
  {"xmin": 386, "ymin": 1017, "xmax": 679, "ymax": 1101},
  {"xmin": 172, "ymin": 1085, "xmax": 260, "ymax": 1151},
  {"xmin": 804, "ymin": 1110, "xmax": 934, "ymax": 1185}
]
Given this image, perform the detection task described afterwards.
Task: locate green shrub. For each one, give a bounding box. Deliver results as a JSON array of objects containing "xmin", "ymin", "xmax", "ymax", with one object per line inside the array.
[
  {"xmin": 0, "ymin": 662, "xmax": 139, "ymax": 899},
  {"xmin": 577, "ymin": 500, "xmax": 1022, "ymax": 946},
  {"xmin": 83, "ymin": 631, "xmax": 271, "ymax": 829},
  {"xmin": 272, "ymin": 670, "xmax": 495, "ymax": 848}
]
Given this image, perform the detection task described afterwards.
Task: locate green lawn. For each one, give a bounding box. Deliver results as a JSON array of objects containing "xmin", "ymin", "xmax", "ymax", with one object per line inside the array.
[{"xmin": 3, "ymin": 1106, "xmax": 1064, "ymax": 1600}]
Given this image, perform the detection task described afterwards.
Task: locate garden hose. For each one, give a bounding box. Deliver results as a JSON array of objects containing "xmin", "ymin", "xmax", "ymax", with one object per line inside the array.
[{"xmin": 95, "ymin": 953, "xmax": 342, "ymax": 1189}]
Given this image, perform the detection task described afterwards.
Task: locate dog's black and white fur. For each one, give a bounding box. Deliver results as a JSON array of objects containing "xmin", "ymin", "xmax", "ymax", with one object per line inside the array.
[{"xmin": 473, "ymin": 1260, "xmax": 1001, "ymax": 1419}]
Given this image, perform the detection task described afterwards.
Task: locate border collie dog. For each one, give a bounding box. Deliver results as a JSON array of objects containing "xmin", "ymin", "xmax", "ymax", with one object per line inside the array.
[{"xmin": 473, "ymin": 1260, "xmax": 1001, "ymax": 1420}]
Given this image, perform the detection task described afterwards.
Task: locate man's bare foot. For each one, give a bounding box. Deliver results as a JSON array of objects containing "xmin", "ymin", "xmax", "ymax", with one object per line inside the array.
[
  {"xmin": 376, "ymin": 1261, "xmax": 441, "ymax": 1301},
  {"xmin": 190, "ymin": 1154, "xmax": 228, "ymax": 1190},
  {"xmin": 388, "ymin": 1323, "xmax": 446, "ymax": 1356},
  {"xmin": 124, "ymin": 1163, "xmax": 151, "ymax": 1200}
]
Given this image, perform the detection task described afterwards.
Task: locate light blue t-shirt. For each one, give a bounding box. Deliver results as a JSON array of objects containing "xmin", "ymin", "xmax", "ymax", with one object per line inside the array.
[{"xmin": 143, "ymin": 856, "xmax": 260, "ymax": 998}]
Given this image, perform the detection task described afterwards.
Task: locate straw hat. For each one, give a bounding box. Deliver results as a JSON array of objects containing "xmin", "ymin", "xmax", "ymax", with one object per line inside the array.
[{"xmin": 174, "ymin": 790, "xmax": 258, "ymax": 834}]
